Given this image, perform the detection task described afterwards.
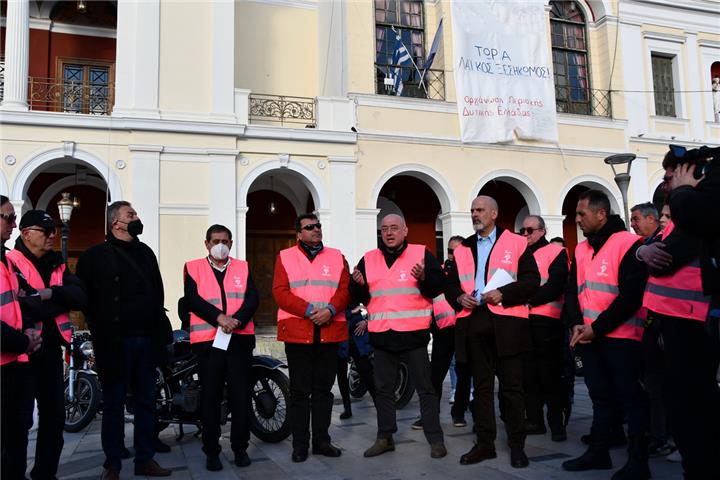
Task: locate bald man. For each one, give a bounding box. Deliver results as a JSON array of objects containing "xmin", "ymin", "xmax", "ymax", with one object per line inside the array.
[
  {"xmin": 445, "ymin": 196, "xmax": 540, "ymax": 468},
  {"xmin": 351, "ymin": 213, "xmax": 447, "ymax": 459}
]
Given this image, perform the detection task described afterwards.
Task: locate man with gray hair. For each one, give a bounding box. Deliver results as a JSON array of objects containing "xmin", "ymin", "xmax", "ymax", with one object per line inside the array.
[
  {"xmin": 76, "ymin": 201, "xmax": 173, "ymax": 479},
  {"xmin": 630, "ymin": 202, "xmax": 660, "ymax": 242}
]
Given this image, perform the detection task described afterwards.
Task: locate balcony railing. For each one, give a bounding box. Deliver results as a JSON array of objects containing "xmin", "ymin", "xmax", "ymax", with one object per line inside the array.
[
  {"xmin": 555, "ymin": 86, "xmax": 612, "ymax": 118},
  {"xmin": 28, "ymin": 77, "xmax": 114, "ymax": 115},
  {"xmin": 376, "ymin": 64, "xmax": 446, "ymax": 101},
  {"xmin": 248, "ymin": 94, "xmax": 316, "ymax": 126}
]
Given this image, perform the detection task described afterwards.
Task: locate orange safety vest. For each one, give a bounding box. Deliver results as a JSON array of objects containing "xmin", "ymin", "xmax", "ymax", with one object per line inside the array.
[
  {"xmin": 454, "ymin": 230, "xmax": 530, "ymax": 319},
  {"xmin": 184, "ymin": 257, "xmax": 254, "ymax": 343},
  {"xmin": 575, "ymin": 231, "xmax": 645, "ymax": 342},
  {"xmin": 1, "ymin": 258, "xmax": 28, "ymax": 365},
  {"xmin": 277, "ymin": 246, "xmax": 348, "ymax": 344},
  {"xmin": 529, "ymin": 243, "xmax": 565, "ymax": 319},
  {"xmin": 642, "ymin": 221, "xmax": 710, "ymax": 322},
  {"xmin": 7, "ymin": 250, "xmax": 73, "ymax": 344},
  {"xmin": 432, "ymin": 294, "xmax": 456, "ymax": 329},
  {"xmin": 365, "ymin": 244, "xmax": 432, "ymax": 333}
]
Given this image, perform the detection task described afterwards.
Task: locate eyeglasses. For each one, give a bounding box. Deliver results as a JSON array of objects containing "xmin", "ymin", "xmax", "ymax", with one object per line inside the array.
[
  {"xmin": 0, "ymin": 213, "xmax": 17, "ymax": 223},
  {"xmin": 518, "ymin": 227, "xmax": 542, "ymax": 236},
  {"xmin": 380, "ymin": 225, "xmax": 401, "ymax": 233},
  {"xmin": 24, "ymin": 227, "xmax": 56, "ymax": 236},
  {"xmin": 301, "ymin": 222, "xmax": 322, "ymax": 231}
]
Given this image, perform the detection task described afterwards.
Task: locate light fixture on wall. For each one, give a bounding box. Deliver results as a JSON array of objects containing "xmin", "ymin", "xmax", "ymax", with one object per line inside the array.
[
  {"xmin": 57, "ymin": 192, "xmax": 80, "ymax": 263},
  {"xmin": 268, "ymin": 176, "xmax": 277, "ymax": 215},
  {"xmin": 77, "ymin": 0, "xmax": 87, "ymax": 13}
]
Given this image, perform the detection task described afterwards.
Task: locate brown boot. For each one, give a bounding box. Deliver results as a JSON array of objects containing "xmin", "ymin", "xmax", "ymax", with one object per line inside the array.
[
  {"xmin": 101, "ymin": 468, "xmax": 120, "ymax": 480},
  {"xmin": 363, "ymin": 437, "xmax": 395, "ymax": 457},
  {"xmin": 134, "ymin": 459, "xmax": 172, "ymax": 476}
]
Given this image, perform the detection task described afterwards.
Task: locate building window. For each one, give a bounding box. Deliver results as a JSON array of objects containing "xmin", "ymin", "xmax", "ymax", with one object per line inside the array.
[
  {"xmin": 58, "ymin": 59, "xmax": 114, "ymax": 115},
  {"xmin": 550, "ymin": 1, "xmax": 590, "ymax": 115},
  {"xmin": 651, "ymin": 54, "xmax": 676, "ymax": 117},
  {"xmin": 375, "ymin": 0, "xmax": 443, "ymax": 99}
]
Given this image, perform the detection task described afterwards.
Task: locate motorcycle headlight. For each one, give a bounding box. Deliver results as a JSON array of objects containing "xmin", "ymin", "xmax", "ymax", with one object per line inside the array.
[{"xmin": 80, "ymin": 341, "xmax": 94, "ymax": 357}]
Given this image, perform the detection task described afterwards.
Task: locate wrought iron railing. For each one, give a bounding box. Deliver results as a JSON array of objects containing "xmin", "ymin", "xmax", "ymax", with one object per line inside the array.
[
  {"xmin": 248, "ymin": 94, "xmax": 316, "ymax": 126},
  {"xmin": 376, "ymin": 64, "xmax": 446, "ymax": 101},
  {"xmin": 28, "ymin": 76, "xmax": 114, "ymax": 115},
  {"xmin": 0, "ymin": 56, "xmax": 5, "ymax": 102},
  {"xmin": 555, "ymin": 86, "xmax": 612, "ymax": 118}
]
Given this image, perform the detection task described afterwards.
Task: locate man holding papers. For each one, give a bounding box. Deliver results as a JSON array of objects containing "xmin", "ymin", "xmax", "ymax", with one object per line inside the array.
[
  {"xmin": 184, "ymin": 224, "xmax": 259, "ymax": 471},
  {"xmin": 445, "ymin": 195, "xmax": 540, "ymax": 468}
]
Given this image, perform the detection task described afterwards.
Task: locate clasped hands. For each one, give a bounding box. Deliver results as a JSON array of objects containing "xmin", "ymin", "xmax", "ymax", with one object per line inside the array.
[
  {"xmin": 24, "ymin": 328, "xmax": 42, "ymax": 354},
  {"xmin": 217, "ymin": 314, "xmax": 239, "ymax": 334},
  {"xmin": 570, "ymin": 324, "xmax": 595, "ymax": 348},
  {"xmin": 457, "ymin": 289, "xmax": 503, "ymax": 309}
]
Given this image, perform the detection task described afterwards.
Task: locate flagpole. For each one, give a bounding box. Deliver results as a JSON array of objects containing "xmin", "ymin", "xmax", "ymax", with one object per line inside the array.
[{"xmin": 391, "ymin": 26, "xmax": 427, "ymax": 95}]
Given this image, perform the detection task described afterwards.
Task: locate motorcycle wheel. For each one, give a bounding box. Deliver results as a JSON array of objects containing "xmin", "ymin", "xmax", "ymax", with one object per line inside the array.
[
  {"xmin": 64, "ymin": 372, "xmax": 101, "ymax": 433},
  {"xmin": 249, "ymin": 368, "xmax": 291, "ymax": 443},
  {"xmin": 394, "ymin": 361, "xmax": 415, "ymax": 409},
  {"xmin": 348, "ymin": 358, "xmax": 368, "ymax": 399}
]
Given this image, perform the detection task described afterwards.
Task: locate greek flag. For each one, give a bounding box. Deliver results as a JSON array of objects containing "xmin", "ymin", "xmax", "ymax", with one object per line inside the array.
[{"xmin": 391, "ymin": 32, "xmax": 412, "ymax": 96}]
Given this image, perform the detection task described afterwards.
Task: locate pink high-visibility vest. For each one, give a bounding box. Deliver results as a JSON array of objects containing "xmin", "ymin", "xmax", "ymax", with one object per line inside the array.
[
  {"xmin": 184, "ymin": 257, "xmax": 253, "ymax": 344},
  {"xmin": 365, "ymin": 244, "xmax": 432, "ymax": 333},
  {"xmin": 1, "ymin": 258, "xmax": 28, "ymax": 365},
  {"xmin": 432, "ymin": 294, "xmax": 456, "ymax": 329},
  {"xmin": 575, "ymin": 231, "xmax": 645, "ymax": 342},
  {"xmin": 529, "ymin": 243, "xmax": 565, "ymax": 319}
]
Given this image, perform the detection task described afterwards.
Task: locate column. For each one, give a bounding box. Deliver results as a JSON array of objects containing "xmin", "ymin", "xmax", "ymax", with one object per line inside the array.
[
  {"xmin": 355, "ymin": 208, "xmax": 380, "ymax": 267},
  {"xmin": 235, "ymin": 206, "xmax": 248, "ymax": 260},
  {"xmin": 438, "ymin": 211, "xmax": 473, "ymax": 250},
  {"xmin": 619, "ymin": 20, "xmax": 649, "ymax": 136},
  {"xmin": 317, "ymin": 0, "xmax": 346, "ymax": 97},
  {"xmin": 208, "ymin": 149, "xmax": 239, "ymax": 253},
  {"xmin": 0, "ymin": 0, "xmax": 29, "ymax": 111},
  {"xmin": 542, "ymin": 214, "xmax": 566, "ymax": 243},
  {"xmin": 113, "ymin": 1, "xmax": 160, "ymax": 117},
  {"xmin": 129, "ymin": 145, "xmax": 163, "ymax": 255},
  {"xmin": 211, "ymin": 0, "xmax": 236, "ymax": 122},
  {"xmin": 685, "ymin": 33, "xmax": 705, "ymax": 140},
  {"xmin": 629, "ymin": 156, "xmax": 650, "ymax": 206},
  {"xmin": 325, "ymin": 156, "xmax": 357, "ymax": 261}
]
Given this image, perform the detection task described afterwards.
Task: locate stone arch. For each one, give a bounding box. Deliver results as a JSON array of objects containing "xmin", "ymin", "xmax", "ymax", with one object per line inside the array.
[
  {"xmin": 36, "ymin": 176, "xmax": 109, "ymax": 211},
  {"xmin": 471, "ymin": 170, "xmax": 544, "ymax": 215},
  {"xmin": 368, "ymin": 164, "xmax": 456, "ymax": 213},
  {"xmin": 556, "ymin": 175, "xmax": 622, "ymax": 215},
  {"xmin": 10, "ymin": 147, "xmax": 122, "ymax": 205},
  {"xmin": 237, "ymin": 159, "xmax": 328, "ymax": 211}
]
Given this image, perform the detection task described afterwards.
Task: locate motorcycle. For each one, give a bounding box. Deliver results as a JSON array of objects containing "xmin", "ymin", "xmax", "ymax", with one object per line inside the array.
[
  {"xmin": 63, "ymin": 330, "xmax": 102, "ymax": 433},
  {"xmin": 348, "ymin": 353, "xmax": 415, "ymax": 409}
]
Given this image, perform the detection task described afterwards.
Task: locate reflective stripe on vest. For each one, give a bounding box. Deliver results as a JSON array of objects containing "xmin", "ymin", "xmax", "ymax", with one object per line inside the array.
[
  {"xmin": 1, "ymin": 259, "xmax": 28, "ymax": 365},
  {"xmin": 365, "ymin": 244, "xmax": 431, "ymax": 333},
  {"xmin": 529, "ymin": 243, "xmax": 565, "ymax": 319},
  {"xmin": 6, "ymin": 250, "xmax": 73, "ymax": 344},
  {"xmin": 454, "ymin": 230, "xmax": 530, "ymax": 319},
  {"xmin": 575, "ymin": 231, "xmax": 645, "ymax": 341},
  {"xmin": 185, "ymin": 257, "xmax": 253, "ymax": 343},
  {"xmin": 432, "ymin": 294, "xmax": 456, "ymax": 329},
  {"xmin": 276, "ymin": 247, "xmax": 347, "ymax": 324},
  {"xmin": 642, "ymin": 221, "xmax": 710, "ymax": 322}
]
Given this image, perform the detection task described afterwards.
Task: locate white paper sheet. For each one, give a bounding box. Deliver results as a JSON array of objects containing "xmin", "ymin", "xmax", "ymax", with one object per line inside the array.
[
  {"xmin": 212, "ymin": 328, "xmax": 231, "ymax": 350},
  {"xmin": 481, "ymin": 268, "xmax": 515, "ymax": 294}
]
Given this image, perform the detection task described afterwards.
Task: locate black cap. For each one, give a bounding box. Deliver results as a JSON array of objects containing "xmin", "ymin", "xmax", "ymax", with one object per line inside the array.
[{"xmin": 19, "ymin": 210, "xmax": 56, "ymax": 230}]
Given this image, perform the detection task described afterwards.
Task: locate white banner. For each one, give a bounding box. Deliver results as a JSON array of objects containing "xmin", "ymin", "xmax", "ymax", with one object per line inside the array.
[{"xmin": 451, "ymin": 0, "xmax": 558, "ymax": 143}]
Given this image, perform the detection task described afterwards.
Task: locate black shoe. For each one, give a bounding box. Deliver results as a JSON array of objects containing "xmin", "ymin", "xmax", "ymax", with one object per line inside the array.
[
  {"xmin": 612, "ymin": 436, "xmax": 651, "ymax": 480},
  {"xmin": 292, "ymin": 448, "xmax": 309, "ymax": 463},
  {"xmin": 155, "ymin": 438, "xmax": 171, "ymax": 453},
  {"xmin": 551, "ymin": 426, "xmax": 567, "ymax": 442},
  {"xmin": 460, "ymin": 445, "xmax": 497, "ymax": 465},
  {"xmin": 234, "ymin": 450, "xmax": 251, "ymax": 467},
  {"xmin": 411, "ymin": 419, "xmax": 423, "ymax": 430},
  {"xmin": 562, "ymin": 446, "xmax": 613, "ymax": 471},
  {"xmin": 312, "ymin": 442, "xmax": 342, "ymax": 457},
  {"xmin": 525, "ymin": 422, "xmax": 547, "ymax": 435},
  {"xmin": 340, "ymin": 409, "xmax": 352, "ymax": 420},
  {"xmin": 206, "ymin": 456, "xmax": 222, "ymax": 471},
  {"xmin": 510, "ymin": 448, "xmax": 529, "ymax": 468}
]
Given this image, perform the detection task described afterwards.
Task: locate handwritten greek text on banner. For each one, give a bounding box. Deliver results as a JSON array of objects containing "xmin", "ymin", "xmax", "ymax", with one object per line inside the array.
[{"xmin": 451, "ymin": 0, "xmax": 558, "ymax": 143}]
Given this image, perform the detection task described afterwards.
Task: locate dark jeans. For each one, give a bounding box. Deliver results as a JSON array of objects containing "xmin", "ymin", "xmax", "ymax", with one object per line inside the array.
[
  {"xmin": 430, "ymin": 325, "xmax": 455, "ymax": 405},
  {"xmin": 523, "ymin": 317, "xmax": 565, "ymax": 432},
  {"xmin": 101, "ymin": 336, "xmax": 157, "ymax": 471},
  {"xmin": 579, "ymin": 337, "xmax": 648, "ymax": 447},
  {"xmin": 459, "ymin": 313, "xmax": 526, "ymax": 449},
  {"xmin": 658, "ymin": 313, "xmax": 720, "ymax": 480},
  {"xmin": 336, "ymin": 357, "xmax": 350, "ymax": 407},
  {"xmin": 285, "ymin": 342, "xmax": 338, "ymax": 450},
  {"xmin": 450, "ymin": 361, "xmax": 474, "ymax": 421},
  {"xmin": 349, "ymin": 341, "xmax": 374, "ymax": 399},
  {"xmin": 1, "ymin": 362, "xmax": 34, "ymax": 480},
  {"xmin": 374, "ymin": 346, "xmax": 444, "ymax": 445},
  {"xmin": 642, "ymin": 316, "xmax": 668, "ymax": 444},
  {"xmin": 197, "ymin": 336, "xmax": 253, "ymax": 457}
]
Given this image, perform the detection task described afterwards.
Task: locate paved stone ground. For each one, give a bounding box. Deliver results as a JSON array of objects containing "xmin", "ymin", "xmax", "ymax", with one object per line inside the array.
[{"xmin": 36, "ymin": 333, "xmax": 683, "ymax": 479}]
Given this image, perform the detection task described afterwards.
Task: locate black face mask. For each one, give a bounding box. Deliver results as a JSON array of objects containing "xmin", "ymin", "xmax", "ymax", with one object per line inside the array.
[{"xmin": 119, "ymin": 219, "xmax": 144, "ymax": 238}]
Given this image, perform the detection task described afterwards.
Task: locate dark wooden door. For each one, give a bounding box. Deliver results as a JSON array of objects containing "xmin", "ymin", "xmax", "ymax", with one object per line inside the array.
[{"xmin": 247, "ymin": 231, "xmax": 296, "ymax": 327}]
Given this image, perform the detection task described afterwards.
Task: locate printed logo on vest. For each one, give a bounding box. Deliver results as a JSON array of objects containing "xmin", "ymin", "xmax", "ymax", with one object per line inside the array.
[
  {"xmin": 501, "ymin": 250, "xmax": 513, "ymax": 265},
  {"xmin": 321, "ymin": 265, "xmax": 331, "ymax": 277},
  {"xmin": 597, "ymin": 259, "xmax": 609, "ymax": 277},
  {"xmin": 398, "ymin": 270, "xmax": 409, "ymax": 282},
  {"xmin": 233, "ymin": 276, "xmax": 244, "ymax": 288}
]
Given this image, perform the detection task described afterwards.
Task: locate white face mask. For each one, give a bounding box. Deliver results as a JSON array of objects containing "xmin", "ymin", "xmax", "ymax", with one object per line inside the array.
[{"xmin": 210, "ymin": 243, "xmax": 230, "ymax": 260}]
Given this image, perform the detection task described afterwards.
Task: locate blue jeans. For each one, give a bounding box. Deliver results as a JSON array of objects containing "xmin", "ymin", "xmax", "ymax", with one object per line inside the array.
[{"xmin": 100, "ymin": 337, "xmax": 156, "ymax": 471}]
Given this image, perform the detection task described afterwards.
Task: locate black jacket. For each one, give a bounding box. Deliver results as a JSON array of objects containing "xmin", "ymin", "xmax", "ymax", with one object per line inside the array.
[
  {"xmin": 350, "ymin": 241, "xmax": 444, "ymax": 352},
  {"xmin": 444, "ymin": 227, "xmax": 540, "ymax": 357},
  {"xmin": 76, "ymin": 234, "xmax": 172, "ymax": 381},
  {"xmin": 528, "ymin": 237, "xmax": 569, "ymax": 316},
  {"xmin": 564, "ymin": 215, "xmax": 648, "ymax": 337}
]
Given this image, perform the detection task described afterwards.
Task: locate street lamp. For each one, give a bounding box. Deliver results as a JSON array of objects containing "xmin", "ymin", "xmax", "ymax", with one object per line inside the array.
[
  {"xmin": 604, "ymin": 153, "xmax": 636, "ymax": 231},
  {"xmin": 57, "ymin": 192, "xmax": 80, "ymax": 263}
]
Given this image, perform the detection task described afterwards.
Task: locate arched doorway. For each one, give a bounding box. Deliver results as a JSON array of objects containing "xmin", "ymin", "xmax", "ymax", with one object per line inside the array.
[
  {"xmin": 245, "ymin": 171, "xmax": 316, "ymax": 327},
  {"xmin": 377, "ymin": 175, "xmax": 442, "ymax": 259},
  {"xmin": 478, "ymin": 180, "xmax": 528, "ymax": 233}
]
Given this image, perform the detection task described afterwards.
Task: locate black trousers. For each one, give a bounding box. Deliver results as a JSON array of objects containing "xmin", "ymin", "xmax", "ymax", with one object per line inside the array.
[
  {"xmin": 430, "ymin": 325, "xmax": 455, "ymax": 405},
  {"xmin": 349, "ymin": 341, "xmax": 374, "ymax": 399},
  {"xmin": 657, "ymin": 313, "xmax": 720, "ymax": 480},
  {"xmin": 458, "ymin": 312, "xmax": 526, "ymax": 449},
  {"xmin": 285, "ymin": 342, "xmax": 338, "ymax": 450},
  {"xmin": 1, "ymin": 362, "xmax": 34, "ymax": 480},
  {"xmin": 641, "ymin": 317, "xmax": 669, "ymax": 444},
  {"xmin": 523, "ymin": 316, "xmax": 565, "ymax": 432},
  {"xmin": 579, "ymin": 337, "xmax": 648, "ymax": 448},
  {"xmin": 450, "ymin": 361, "xmax": 474, "ymax": 421},
  {"xmin": 19, "ymin": 345, "xmax": 66, "ymax": 480},
  {"xmin": 374, "ymin": 346, "xmax": 443, "ymax": 444},
  {"xmin": 336, "ymin": 357, "xmax": 350, "ymax": 407},
  {"xmin": 197, "ymin": 336, "xmax": 253, "ymax": 457}
]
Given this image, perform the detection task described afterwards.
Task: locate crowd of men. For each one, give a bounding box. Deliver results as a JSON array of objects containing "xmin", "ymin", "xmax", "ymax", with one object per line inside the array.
[{"xmin": 1, "ymin": 144, "xmax": 718, "ymax": 480}]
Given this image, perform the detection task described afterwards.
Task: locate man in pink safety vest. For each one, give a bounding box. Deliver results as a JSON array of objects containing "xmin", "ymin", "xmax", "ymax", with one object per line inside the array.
[
  {"xmin": 561, "ymin": 190, "xmax": 650, "ymax": 480},
  {"xmin": 183, "ymin": 224, "xmax": 259, "ymax": 471},
  {"xmin": 444, "ymin": 196, "xmax": 540, "ymax": 469},
  {"xmin": 520, "ymin": 215, "xmax": 569, "ymax": 443}
]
